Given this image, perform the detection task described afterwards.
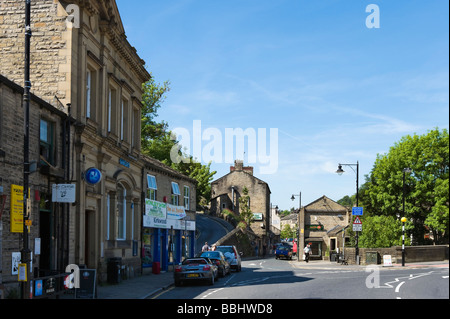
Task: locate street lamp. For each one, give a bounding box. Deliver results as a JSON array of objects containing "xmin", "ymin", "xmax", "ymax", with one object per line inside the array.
[
  {"xmin": 291, "ymin": 192, "xmax": 301, "ymax": 261},
  {"xmin": 336, "ymin": 161, "xmax": 360, "ymax": 264},
  {"xmin": 402, "ymin": 167, "xmax": 411, "ymax": 267}
]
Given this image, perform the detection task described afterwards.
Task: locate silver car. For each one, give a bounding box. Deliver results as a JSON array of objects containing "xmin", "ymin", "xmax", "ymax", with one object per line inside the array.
[
  {"xmin": 174, "ymin": 257, "xmax": 218, "ymax": 286},
  {"xmin": 215, "ymin": 245, "xmax": 242, "ymax": 272}
]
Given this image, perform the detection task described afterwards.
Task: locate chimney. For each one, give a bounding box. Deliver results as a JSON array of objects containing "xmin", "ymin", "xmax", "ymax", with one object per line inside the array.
[{"xmin": 234, "ymin": 160, "xmax": 244, "ymax": 171}]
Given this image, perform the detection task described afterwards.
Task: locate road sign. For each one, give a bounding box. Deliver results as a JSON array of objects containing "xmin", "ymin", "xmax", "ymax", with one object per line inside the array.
[
  {"xmin": 353, "ymin": 216, "xmax": 362, "ymax": 232},
  {"xmin": 352, "ymin": 207, "xmax": 363, "ymax": 216}
]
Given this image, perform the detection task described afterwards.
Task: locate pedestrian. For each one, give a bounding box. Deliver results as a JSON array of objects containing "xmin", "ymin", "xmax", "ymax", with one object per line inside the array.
[
  {"xmin": 303, "ymin": 244, "xmax": 312, "ymax": 263},
  {"xmin": 202, "ymin": 242, "xmax": 210, "ymax": 252}
]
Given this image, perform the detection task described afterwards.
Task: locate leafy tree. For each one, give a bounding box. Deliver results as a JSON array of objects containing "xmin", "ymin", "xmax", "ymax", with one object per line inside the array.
[
  {"xmin": 140, "ymin": 76, "xmax": 216, "ymax": 208},
  {"xmin": 358, "ymin": 215, "xmax": 410, "ymax": 248},
  {"xmin": 362, "ymin": 128, "xmax": 449, "ymax": 244},
  {"xmin": 280, "ymin": 224, "xmax": 296, "ymax": 240},
  {"xmin": 141, "ymin": 76, "xmax": 171, "ymax": 150}
]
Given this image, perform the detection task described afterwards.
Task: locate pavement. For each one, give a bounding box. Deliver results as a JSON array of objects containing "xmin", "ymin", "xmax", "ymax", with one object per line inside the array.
[{"xmin": 84, "ymin": 258, "xmax": 448, "ymax": 299}]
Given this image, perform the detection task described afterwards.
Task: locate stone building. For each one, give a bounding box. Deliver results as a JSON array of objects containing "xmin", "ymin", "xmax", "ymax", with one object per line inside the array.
[
  {"xmin": 0, "ymin": 74, "xmax": 72, "ymax": 297},
  {"xmin": 141, "ymin": 155, "xmax": 197, "ymax": 273},
  {"xmin": 210, "ymin": 160, "xmax": 271, "ymax": 255},
  {"xmin": 298, "ymin": 196, "xmax": 351, "ymax": 260},
  {"xmin": 0, "ymin": 0, "xmax": 152, "ymax": 284}
]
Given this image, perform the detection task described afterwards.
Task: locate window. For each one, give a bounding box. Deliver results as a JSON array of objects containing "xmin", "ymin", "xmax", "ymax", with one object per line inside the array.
[
  {"xmin": 184, "ymin": 186, "xmax": 190, "ymax": 210},
  {"xmin": 131, "ymin": 106, "xmax": 140, "ymax": 148},
  {"xmin": 171, "ymin": 182, "xmax": 180, "ymax": 206},
  {"xmin": 120, "ymin": 98, "xmax": 129, "ymax": 141},
  {"xmin": 40, "ymin": 119, "xmax": 55, "ymax": 166},
  {"xmin": 117, "ymin": 184, "xmax": 126, "ymax": 240},
  {"xmin": 106, "ymin": 193, "xmax": 111, "ymax": 240},
  {"xmin": 86, "ymin": 69, "xmax": 91, "ymax": 119},
  {"xmin": 147, "ymin": 175, "xmax": 157, "ymax": 200}
]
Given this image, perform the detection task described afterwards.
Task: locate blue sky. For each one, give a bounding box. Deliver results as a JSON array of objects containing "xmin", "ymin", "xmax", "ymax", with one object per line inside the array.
[{"xmin": 116, "ymin": 0, "xmax": 449, "ymax": 210}]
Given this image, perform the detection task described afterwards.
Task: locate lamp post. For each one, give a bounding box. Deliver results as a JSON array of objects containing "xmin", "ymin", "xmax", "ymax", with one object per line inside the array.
[
  {"xmin": 402, "ymin": 168, "xmax": 411, "ymax": 267},
  {"xmin": 336, "ymin": 161, "xmax": 359, "ymax": 264},
  {"xmin": 291, "ymin": 193, "xmax": 301, "ymax": 261},
  {"xmin": 21, "ymin": 0, "xmax": 32, "ymax": 299}
]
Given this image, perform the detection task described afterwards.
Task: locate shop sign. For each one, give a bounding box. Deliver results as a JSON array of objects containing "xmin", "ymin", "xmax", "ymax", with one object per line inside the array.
[
  {"xmin": 52, "ymin": 184, "xmax": 76, "ymax": 203},
  {"xmin": 306, "ymin": 225, "xmax": 324, "ymax": 231},
  {"xmin": 167, "ymin": 204, "xmax": 186, "ymax": 220},
  {"xmin": 253, "ymin": 213, "xmax": 263, "ymax": 221},
  {"xmin": 143, "ymin": 215, "xmax": 195, "ymax": 231}
]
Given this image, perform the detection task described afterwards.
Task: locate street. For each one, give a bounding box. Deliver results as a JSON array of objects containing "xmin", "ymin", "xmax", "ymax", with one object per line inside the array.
[{"xmin": 154, "ymin": 257, "xmax": 449, "ymax": 300}]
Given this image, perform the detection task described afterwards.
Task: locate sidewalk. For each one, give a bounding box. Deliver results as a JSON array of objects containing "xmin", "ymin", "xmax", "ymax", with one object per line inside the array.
[{"xmin": 95, "ymin": 271, "xmax": 174, "ymax": 299}]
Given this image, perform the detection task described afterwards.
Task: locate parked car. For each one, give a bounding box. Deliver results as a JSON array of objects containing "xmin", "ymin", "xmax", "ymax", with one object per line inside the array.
[
  {"xmin": 215, "ymin": 245, "xmax": 242, "ymax": 272},
  {"xmin": 200, "ymin": 251, "xmax": 231, "ymax": 277},
  {"xmin": 275, "ymin": 242, "xmax": 293, "ymax": 260},
  {"xmin": 174, "ymin": 257, "xmax": 218, "ymax": 286}
]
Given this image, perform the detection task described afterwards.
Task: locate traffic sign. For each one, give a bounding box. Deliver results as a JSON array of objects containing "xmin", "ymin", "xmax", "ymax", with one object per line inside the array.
[
  {"xmin": 353, "ymin": 216, "xmax": 362, "ymax": 232},
  {"xmin": 352, "ymin": 207, "xmax": 363, "ymax": 216}
]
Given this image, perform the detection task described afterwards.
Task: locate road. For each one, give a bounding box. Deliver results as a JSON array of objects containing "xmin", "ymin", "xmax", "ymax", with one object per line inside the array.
[
  {"xmin": 155, "ymin": 257, "xmax": 449, "ymax": 300},
  {"xmin": 195, "ymin": 214, "xmax": 234, "ymax": 254}
]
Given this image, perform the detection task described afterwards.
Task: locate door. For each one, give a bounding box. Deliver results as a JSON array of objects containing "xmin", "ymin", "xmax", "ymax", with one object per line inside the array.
[{"xmin": 84, "ymin": 210, "xmax": 96, "ymax": 268}]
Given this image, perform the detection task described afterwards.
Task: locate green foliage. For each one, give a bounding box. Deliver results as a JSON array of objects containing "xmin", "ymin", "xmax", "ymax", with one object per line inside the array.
[
  {"xmin": 361, "ymin": 128, "xmax": 449, "ymax": 244},
  {"xmin": 280, "ymin": 224, "xmax": 296, "ymax": 240},
  {"xmin": 358, "ymin": 215, "xmax": 410, "ymax": 248},
  {"xmin": 221, "ymin": 187, "xmax": 254, "ymax": 230}
]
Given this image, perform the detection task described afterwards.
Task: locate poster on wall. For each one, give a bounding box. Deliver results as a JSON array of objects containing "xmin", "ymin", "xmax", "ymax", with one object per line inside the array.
[
  {"xmin": 10, "ymin": 185, "xmax": 24, "ymax": 233},
  {"xmin": 145, "ymin": 199, "xmax": 167, "ymax": 219}
]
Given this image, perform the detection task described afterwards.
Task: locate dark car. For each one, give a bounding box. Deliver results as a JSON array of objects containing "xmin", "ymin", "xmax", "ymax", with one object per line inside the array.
[
  {"xmin": 174, "ymin": 257, "xmax": 218, "ymax": 286},
  {"xmin": 200, "ymin": 251, "xmax": 231, "ymax": 277}
]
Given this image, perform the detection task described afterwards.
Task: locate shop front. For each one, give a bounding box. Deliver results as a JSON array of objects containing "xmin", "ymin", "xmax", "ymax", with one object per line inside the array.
[{"xmin": 142, "ymin": 200, "xmax": 196, "ymax": 272}]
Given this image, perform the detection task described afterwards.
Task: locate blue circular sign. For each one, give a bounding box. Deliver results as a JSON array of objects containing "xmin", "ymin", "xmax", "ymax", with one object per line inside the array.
[{"xmin": 85, "ymin": 167, "xmax": 102, "ymax": 185}]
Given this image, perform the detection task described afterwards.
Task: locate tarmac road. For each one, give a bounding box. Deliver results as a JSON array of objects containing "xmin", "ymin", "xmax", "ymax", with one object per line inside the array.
[{"xmin": 195, "ymin": 214, "xmax": 234, "ymax": 254}]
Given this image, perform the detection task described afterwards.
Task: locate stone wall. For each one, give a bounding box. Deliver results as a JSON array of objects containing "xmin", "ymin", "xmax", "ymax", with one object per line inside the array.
[
  {"xmin": 342, "ymin": 245, "xmax": 448, "ymax": 265},
  {"xmin": 0, "ymin": 0, "xmax": 71, "ymax": 104}
]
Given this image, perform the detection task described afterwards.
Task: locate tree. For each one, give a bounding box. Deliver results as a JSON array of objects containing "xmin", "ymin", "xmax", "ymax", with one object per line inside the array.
[
  {"xmin": 280, "ymin": 224, "xmax": 296, "ymax": 240},
  {"xmin": 362, "ymin": 128, "xmax": 449, "ymax": 244},
  {"xmin": 141, "ymin": 76, "xmax": 171, "ymax": 151},
  {"xmin": 358, "ymin": 215, "xmax": 410, "ymax": 248},
  {"xmin": 140, "ymin": 75, "xmax": 217, "ymax": 208}
]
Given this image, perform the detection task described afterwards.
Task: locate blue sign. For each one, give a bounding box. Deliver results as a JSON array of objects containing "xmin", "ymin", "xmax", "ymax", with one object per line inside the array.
[
  {"xmin": 352, "ymin": 207, "xmax": 363, "ymax": 216},
  {"xmin": 85, "ymin": 168, "xmax": 102, "ymax": 185},
  {"xmin": 119, "ymin": 158, "xmax": 130, "ymax": 168}
]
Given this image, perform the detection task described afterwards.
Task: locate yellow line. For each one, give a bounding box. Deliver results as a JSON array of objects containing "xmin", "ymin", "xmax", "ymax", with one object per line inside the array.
[{"xmin": 151, "ymin": 286, "xmax": 175, "ymax": 299}]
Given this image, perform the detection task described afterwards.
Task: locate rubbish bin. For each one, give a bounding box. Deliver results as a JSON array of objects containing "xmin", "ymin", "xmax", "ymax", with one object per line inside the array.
[
  {"xmin": 152, "ymin": 261, "xmax": 161, "ymax": 275},
  {"xmin": 107, "ymin": 257, "xmax": 122, "ymax": 284}
]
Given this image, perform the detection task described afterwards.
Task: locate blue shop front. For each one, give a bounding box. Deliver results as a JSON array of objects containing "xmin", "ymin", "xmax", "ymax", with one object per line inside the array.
[{"xmin": 142, "ymin": 200, "xmax": 196, "ymax": 272}]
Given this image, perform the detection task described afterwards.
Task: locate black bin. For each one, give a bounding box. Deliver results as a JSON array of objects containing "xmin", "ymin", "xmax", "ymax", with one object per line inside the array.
[{"xmin": 107, "ymin": 257, "xmax": 122, "ymax": 284}]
